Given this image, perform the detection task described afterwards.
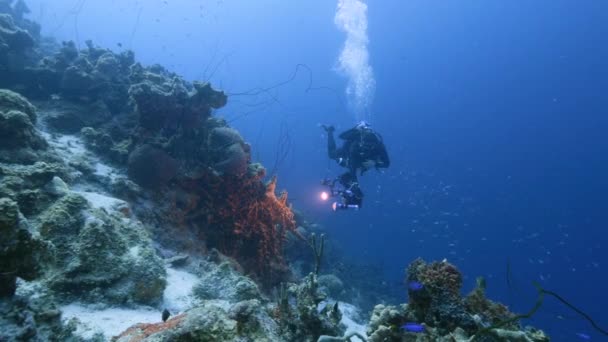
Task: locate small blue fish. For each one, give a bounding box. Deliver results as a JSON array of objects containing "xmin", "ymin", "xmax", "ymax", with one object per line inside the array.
[
  {"xmin": 576, "ymin": 332, "xmax": 591, "ymax": 340},
  {"xmin": 408, "ymin": 281, "xmax": 424, "ymax": 291},
  {"xmin": 401, "ymin": 322, "xmax": 425, "ymax": 333}
]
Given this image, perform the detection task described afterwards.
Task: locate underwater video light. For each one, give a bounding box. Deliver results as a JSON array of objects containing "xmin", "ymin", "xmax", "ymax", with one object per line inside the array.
[{"xmin": 320, "ymin": 191, "xmax": 329, "ymax": 201}]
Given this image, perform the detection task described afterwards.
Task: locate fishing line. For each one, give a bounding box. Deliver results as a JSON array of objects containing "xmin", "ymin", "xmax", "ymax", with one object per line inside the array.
[
  {"xmin": 499, "ymin": 259, "xmax": 608, "ymax": 339},
  {"xmin": 204, "ymin": 51, "xmax": 234, "ymax": 84},
  {"xmin": 128, "ymin": 5, "xmax": 143, "ymax": 50},
  {"xmin": 268, "ymin": 121, "xmax": 293, "ymax": 177},
  {"xmin": 72, "ymin": 0, "xmax": 86, "ymax": 49},
  {"xmin": 253, "ymin": 114, "xmax": 269, "ymax": 162},
  {"xmin": 196, "ymin": 39, "xmax": 221, "ymax": 81},
  {"xmin": 49, "ymin": 0, "xmax": 86, "ymax": 37},
  {"xmin": 225, "ymin": 63, "xmax": 346, "ymax": 124},
  {"xmin": 541, "ymin": 288, "xmax": 608, "ymax": 336}
]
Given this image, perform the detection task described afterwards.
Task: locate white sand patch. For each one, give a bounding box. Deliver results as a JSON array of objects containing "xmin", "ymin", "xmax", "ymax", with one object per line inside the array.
[
  {"xmin": 57, "ymin": 135, "xmax": 87, "ymax": 156},
  {"xmin": 319, "ymin": 301, "xmax": 367, "ymax": 342},
  {"xmin": 41, "ymin": 133, "xmax": 87, "ymax": 157},
  {"xmin": 163, "ymin": 268, "xmax": 200, "ymax": 314},
  {"xmin": 340, "ymin": 302, "xmax": 367, "ymax": 341},
  {"xmin": 76, "ymin": 191, "xmax": 127, "ymax": 212},
  {"xmin": 94, "ymin": 161, "xmax": 120, "ymax": 181},
  {"xmin": 60, "ymin": 267, "xmax": 201, "ymax": 340},
  {"xmin": 61, "ymin": 303, "xmax": 160, "ymax": 340},
  {"xmin": 42, "ymin": 131, "xmax": 123, "ymax": 183},
  {"xmin": 128, "ymin": 246, "xmax": 140, "ymax": 258}
]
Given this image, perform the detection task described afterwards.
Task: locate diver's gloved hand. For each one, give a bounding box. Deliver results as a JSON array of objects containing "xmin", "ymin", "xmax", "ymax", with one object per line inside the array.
[{"xmin": 320, "ymin": 124, "xmax": 335, "ymax": 133}]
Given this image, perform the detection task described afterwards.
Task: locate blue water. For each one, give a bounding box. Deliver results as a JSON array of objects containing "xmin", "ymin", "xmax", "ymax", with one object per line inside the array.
[{"xmin": 29, "ymin": 0, "xmax": 608, "ymax": 339}]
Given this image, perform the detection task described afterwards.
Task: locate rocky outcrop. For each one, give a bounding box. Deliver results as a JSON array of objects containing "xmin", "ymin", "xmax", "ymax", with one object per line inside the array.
[
  {"xmin": 0, "ymin": 89, "xmax": 48, "ymax": 163},
  {"xmin": 193, "ymin": 260, "xmax": 261, "ymax": 303},
  {"xmin": 0, "ymin": 198, "xmax": 47, "ymax": 297},
  {"xmin": 364, "ymin": 259, "xmax": 550, "ymax": 342},
  {"xmin": 41, "ymin": 98, "xmax": 113, "ymax": 134},
  {"xmin": 274, "ymin": 273, "xmax": 345, "ymax": 342},
  {"xmin": 0, "ymin": 285, "xmax": 74, "ymax": 341},
  {"xmin": 114, "ymin": 300, "xmax": 280, "ymax": 342},
  {"xmin": 0, "ymin": 12, "xmax": 35, "ymax": 70},
  {"xmin": 129, "ymin": 66, "xmax": 227, "ymax": 132},
  {"xmin": 39, "ymin": 192, "xmax": 167, "ymax": 305},
  {"xmin": 0, "ymin": 87, "xmax": 36, "ymax": 120}
]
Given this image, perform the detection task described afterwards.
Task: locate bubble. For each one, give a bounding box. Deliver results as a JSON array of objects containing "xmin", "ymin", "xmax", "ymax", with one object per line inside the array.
[{"xmin": 334, "ymin": 0, "xmax": 376, "ymax": 122}]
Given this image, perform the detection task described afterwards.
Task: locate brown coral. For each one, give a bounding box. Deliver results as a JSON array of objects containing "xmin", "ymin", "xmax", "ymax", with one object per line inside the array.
[{"xmin": 416, "ymin": 260, "xmax": 462, "ymax": 296}]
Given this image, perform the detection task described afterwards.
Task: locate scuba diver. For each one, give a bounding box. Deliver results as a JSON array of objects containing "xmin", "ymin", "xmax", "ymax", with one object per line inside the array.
[{"xmin": 320, "ymin": 121, "xmax": 390, "ymax": 211}]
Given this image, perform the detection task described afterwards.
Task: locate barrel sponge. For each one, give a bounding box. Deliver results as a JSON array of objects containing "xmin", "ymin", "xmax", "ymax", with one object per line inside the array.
[{"xmin": 208, "ymin": 127, "xmax": 251, "ymax": 176}]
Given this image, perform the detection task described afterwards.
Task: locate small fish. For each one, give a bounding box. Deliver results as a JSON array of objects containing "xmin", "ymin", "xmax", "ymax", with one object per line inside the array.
[
  {"xmin": 116, "ymin": 42, "xmax": 122, "ymax": 48},
  {"xmin": 408, "ymin": 281, "xmax": 424, "ymax": 291},
  {"xmin": 575, "ymin": 332, "xmax": 591, "ymax": 340},
  {"xmin": 401, "ymin": 322, "xmax": 425, "ymax": 333},
  {"xmin": 162, "ymin": 308, "xmax": 171, "ymax": 322}
]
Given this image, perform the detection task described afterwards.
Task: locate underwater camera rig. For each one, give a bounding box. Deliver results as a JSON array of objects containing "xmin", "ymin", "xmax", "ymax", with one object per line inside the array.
[{"xmin": 320, "ymin": 177, "xmax": 361, "ymax": 211}]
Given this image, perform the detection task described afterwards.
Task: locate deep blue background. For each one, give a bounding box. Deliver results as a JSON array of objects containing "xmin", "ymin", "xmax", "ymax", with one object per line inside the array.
[{"xmin": 28, "ymin": 0, "xmax": 608, "ymax": 339}]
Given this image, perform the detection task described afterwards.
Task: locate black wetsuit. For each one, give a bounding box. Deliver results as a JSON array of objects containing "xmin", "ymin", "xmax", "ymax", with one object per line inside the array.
[{"xmin": 326, "ymin": 125, "xmax": 390, "ymax": 207}]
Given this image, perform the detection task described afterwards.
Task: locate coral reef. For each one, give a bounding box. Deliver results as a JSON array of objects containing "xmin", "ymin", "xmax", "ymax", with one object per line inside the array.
[
  {"xmin": 38, "ymin": 192, "xmax": 167, "ymax": 305},
  {"xmin": 194, "ymin": 171, "xmax": 300, "ymax": 286},
  {"xmin": 0, "ymin": 89, "xmax": 47, "ymax": 163},
  {"xmin": 41, "ymin": 100, "xmax": 113, "ymax": 134},
  {"xmin": 0, "ymin": 282, "xmax": 74, "ymax": 341},
  {"xmin": 0, "ymin": 4, "xmax": 553, "ymax": 342},
  {"xmin": 285, "ymin": 214, "xmax": 404, "ymax": 313},
  {"xmin": 464, "ymin": 277, "xmax": 518, "ymax": 330},
  {"xmin": 208, "ymin": 126, "xmax": 251, "ymax": 176},
  {"xmin": 273, "ymin": 273, "xmax": 345, "ymax": 342},
  {"xmin": 407, "ymin": 258, "xmax": 476, "ymax": 333},
  {"xmin": 1, "ymin": 1, "xmax": 298, "ymax": 286},
  {"xmin": 365, "ymin": 258, "xmax": 549, "ymax": 341},
  {"xmin": 366, "ymin": 304, "xmax": 408, "ymax": 342},
  {"xmin": 0, "ymin": 197, "xmax": 46, "ymax": 297},
  {"xmin": 3, "ymin": 4, "xmax": 295, "ymax": 292},
  {"xmin": 0, "ymin": 87, "xmax": 36, "ymax": 121},
  {"xmin": 192, "ymin": 258, "xmax": 262, "ymax": 303},
  {"xmin": 0, "ymin": 11, "xmax": 35, "ymax": 71},
  {"xmin": 129, "ymin": 70, "xmax": 225, "ymax": 131},
  {"xmin": 127, "ymin": 144, "xmax": 178, "ymax": 188},
  {"xmin": 113, "ymin": 301, "xmax": 279, "ymax": 342},
  {"xmin": 0, "ymin": 162, "xmax": 67, "ymax": 217},
  {"xmin": 1, "ymin": 17, "xmax": 294, "ymax": 285},
  {"xmin": 1, "ymin": 70, "xmax": 166, "ymax": 320}
]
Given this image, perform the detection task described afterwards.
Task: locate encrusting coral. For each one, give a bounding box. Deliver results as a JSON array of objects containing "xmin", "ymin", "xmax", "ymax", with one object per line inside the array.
[
  {"xmin": 365, "ymin": 258, "xmax": 549, "ymax": 341},
  {"xmin": 407, "ymin": 258, "xmax": 476, "ymax": 333},
  {"xmin": 0, "ymin": 89, "xmax": 48, "ymax": 163},
  {"xmin": 0, "ymin": 197, "xmax": 47, "ymax": 297}
]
